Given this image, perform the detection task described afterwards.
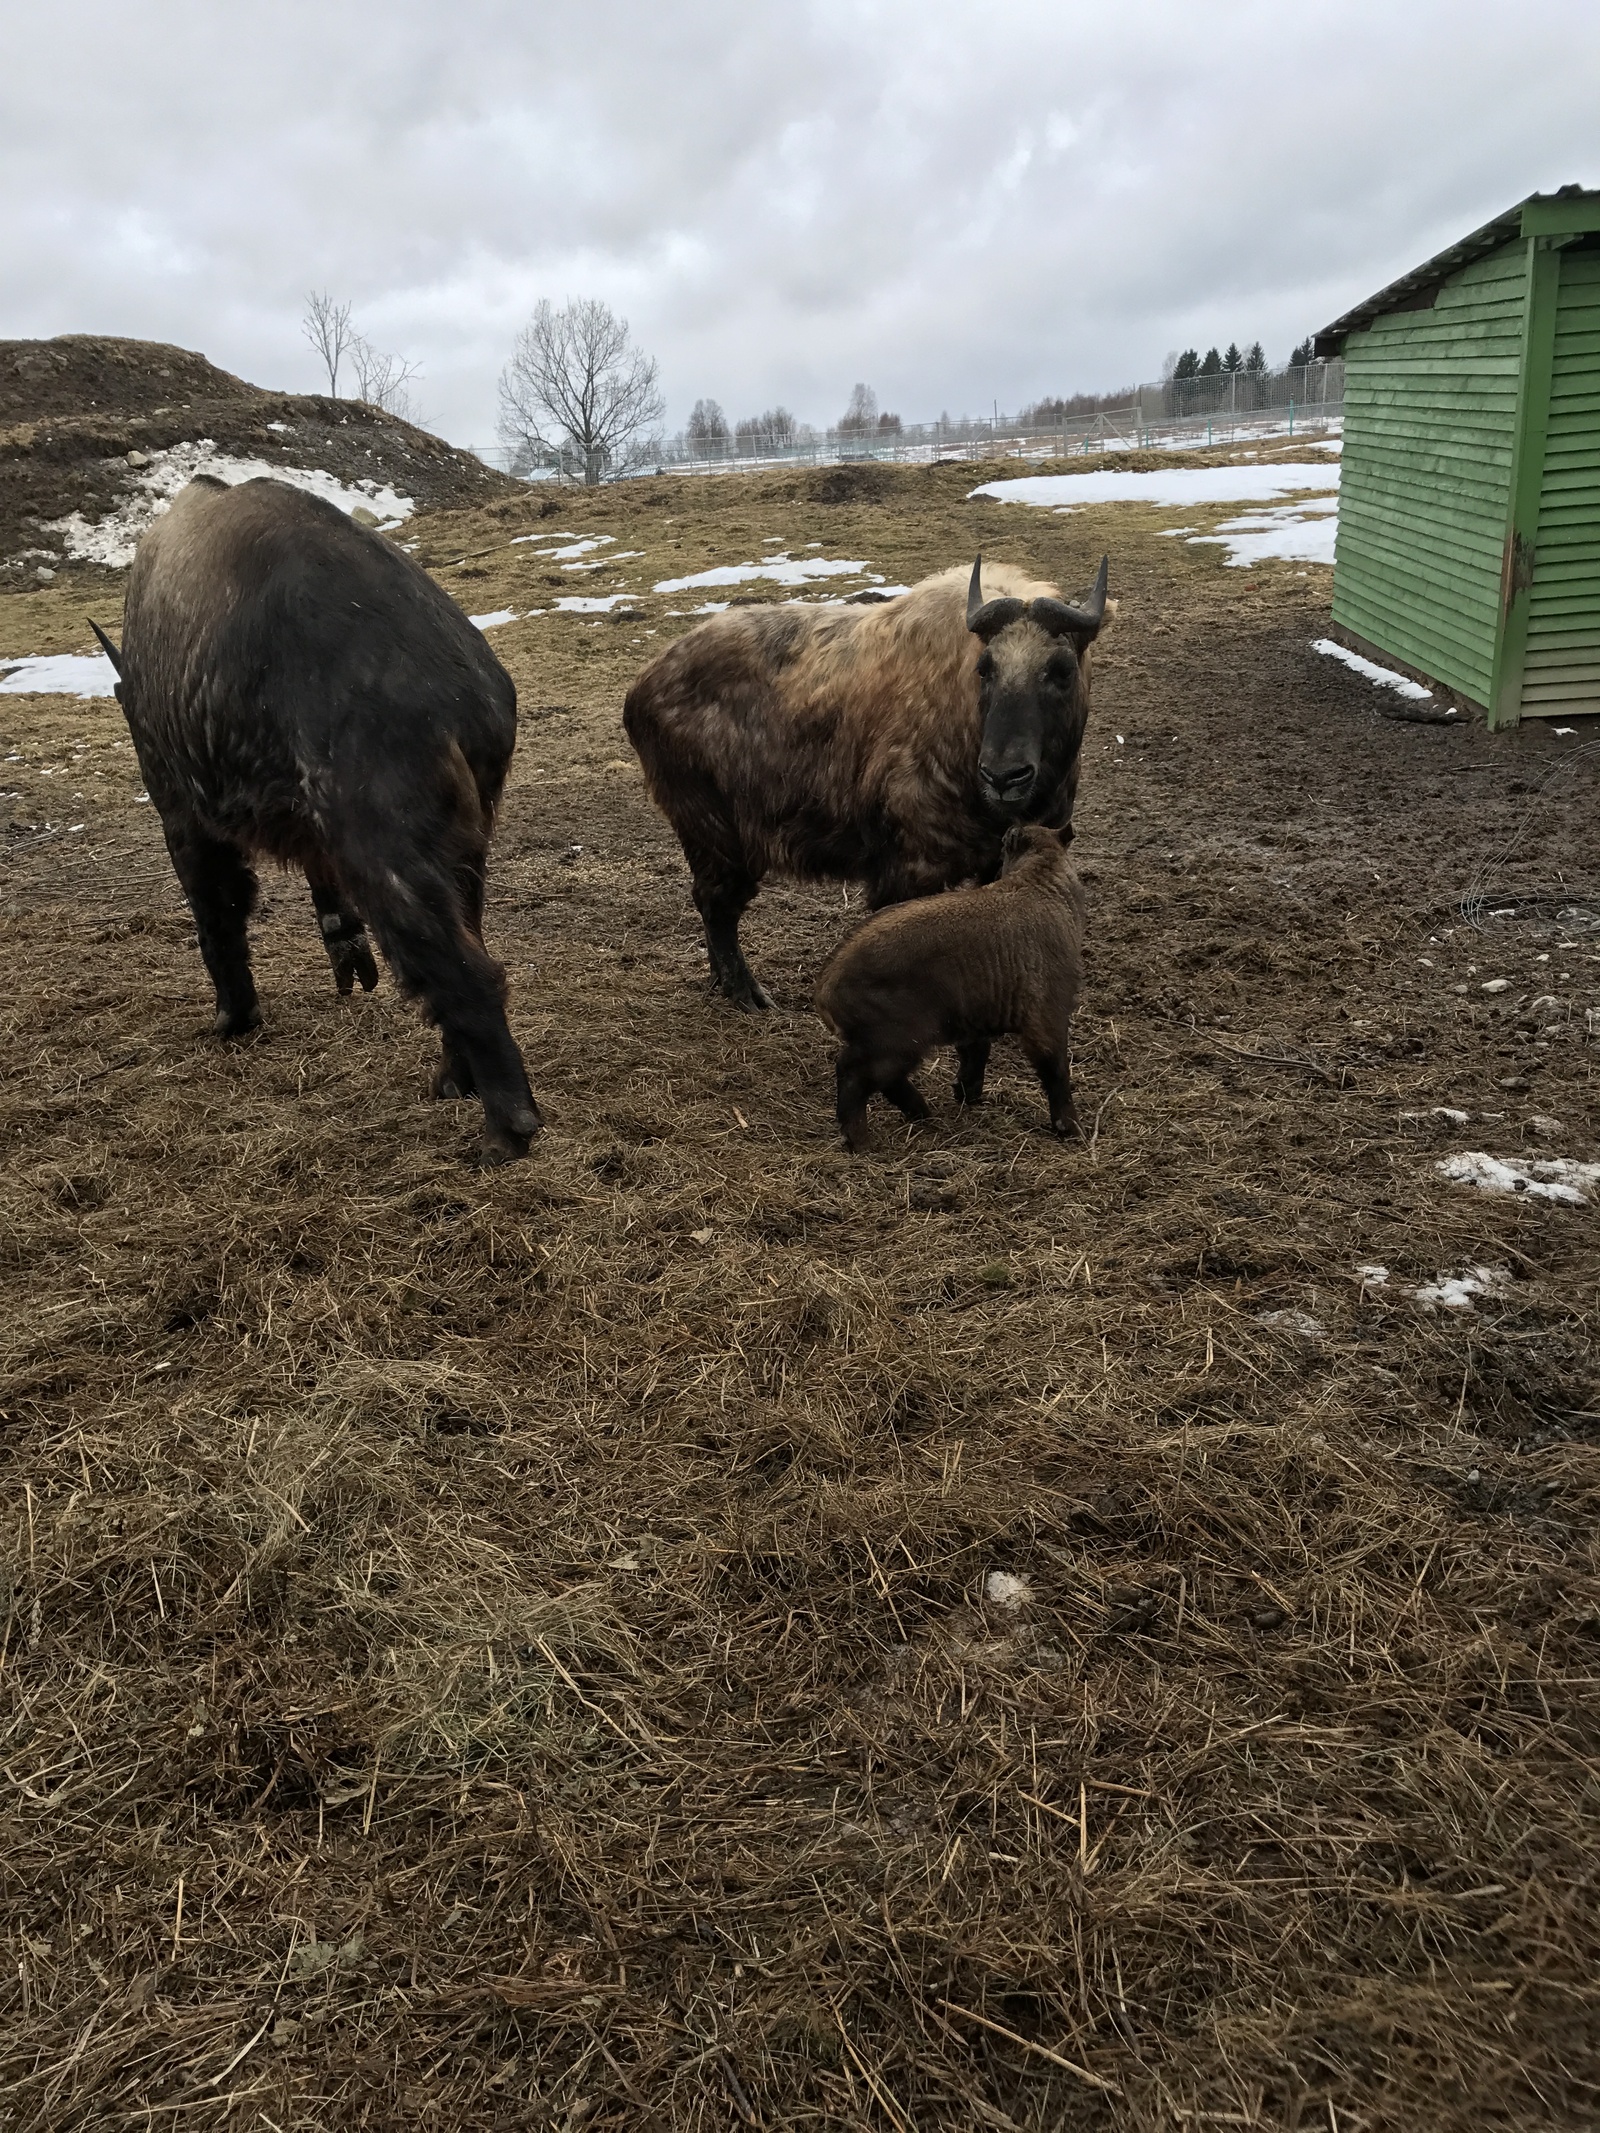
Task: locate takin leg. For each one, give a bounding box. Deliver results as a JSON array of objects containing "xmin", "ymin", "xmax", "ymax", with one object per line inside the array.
[
  {"xmin": 162, "ymin": 821, "xmax": 262, "ymax": 1037},
  {"xmin": 835, "ymin": 1041, "xmax": 925, "ymax": 1152},
  {"xmin": 1022, "ymin": 1035, "xmax": 1079, "ymax": 1138},
  {"xmin": 430, "ymin": 850, "xmax": 490, "ymax": 1103},
  {"xmin": 689, "ymin": 853, "xmax": 772, "ymax": 1010},
  {"xmin": 953, "ymin": 1038, "xmax": 992, "ymax": 1108},
  {"xmin": 343, "ymin": 827, "xmax": 540, "ymax": 1163},
  {"xmin": 304, "ymin": 856, "xmax": 379, "ymax": 998}
]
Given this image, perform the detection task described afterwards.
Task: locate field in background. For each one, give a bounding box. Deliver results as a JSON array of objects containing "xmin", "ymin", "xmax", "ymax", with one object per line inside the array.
[{"xmin": 2, "ymin": 453, "xmax": 1598, "ymax": 2130}]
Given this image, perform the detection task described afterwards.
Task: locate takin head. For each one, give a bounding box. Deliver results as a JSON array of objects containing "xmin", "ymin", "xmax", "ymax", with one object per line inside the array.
[{"xmin": 966, "ymin": 553, "xmax": 1109, "ymax": 818}]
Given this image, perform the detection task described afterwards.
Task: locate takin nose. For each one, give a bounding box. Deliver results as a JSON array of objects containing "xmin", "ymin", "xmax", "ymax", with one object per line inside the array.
[{"xmin": 979, "ymin": 759, "xmax": 1037, "ymax": 808}]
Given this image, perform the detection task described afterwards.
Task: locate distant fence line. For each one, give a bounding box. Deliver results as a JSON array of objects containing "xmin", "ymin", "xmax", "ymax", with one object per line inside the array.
[{"xmin": 468, "ymin": 359, "xmax": 1344, "ymax": 482}]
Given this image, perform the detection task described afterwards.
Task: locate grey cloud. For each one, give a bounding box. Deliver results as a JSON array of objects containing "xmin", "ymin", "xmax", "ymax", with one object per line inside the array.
[{"xmin": 4, "ymin": 0, "xmax": 1596, "ymax": 442}]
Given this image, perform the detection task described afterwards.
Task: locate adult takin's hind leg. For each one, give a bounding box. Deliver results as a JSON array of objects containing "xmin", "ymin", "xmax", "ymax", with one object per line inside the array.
[
  {"xmin": 305, "ymin": 860, "xmax": 379, "ymax": 998},
  {"xmin": 690, "ymin": 855, "xmax": 772, "ymax": 1010},
  {"xmin": 162, "ymin": 821, "xmax": 262, "ymax": 1037}
]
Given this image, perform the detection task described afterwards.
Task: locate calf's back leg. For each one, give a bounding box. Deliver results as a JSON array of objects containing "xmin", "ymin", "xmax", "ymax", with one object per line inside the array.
[
  {"xmin": 1022, "ymin": 1033, "xmax": 1078, "ymax": 1138},
  {"xmin": 304, "ymin": 857, "xmax": 379, "ymax": 998},
  {"xmin": 162, "ymin": 820, "xmax": 261, "ymax": 1036},
  {"xmin": 954, "ymin": 1038, "xmax": 991, "ymax": 1108}
]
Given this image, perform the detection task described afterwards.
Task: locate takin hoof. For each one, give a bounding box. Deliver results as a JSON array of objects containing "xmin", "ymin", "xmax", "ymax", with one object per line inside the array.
[
  {"xmin": 712, "ymin": 969, "xmax": 774, "ymax": 1011},
  {"xmin": 213, "ymin": 1004, "xmax": 262, "ymax": 1039},
  {"xmin": 479, "ymin": 1103, "xmax": 544, "ymax": 1166},
  {"xmin": 431, "ymin": 1059, "xmax": 477, "ymax": 1101},
  {"xmin": 331, "ymin": 941, "xmax": 381, "ymax": 996}
]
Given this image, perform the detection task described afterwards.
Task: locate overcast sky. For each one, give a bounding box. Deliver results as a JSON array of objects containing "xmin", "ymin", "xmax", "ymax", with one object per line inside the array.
[{"xmin": 5, "ymin": 0, "xmax": 1597, "ymax": 445}]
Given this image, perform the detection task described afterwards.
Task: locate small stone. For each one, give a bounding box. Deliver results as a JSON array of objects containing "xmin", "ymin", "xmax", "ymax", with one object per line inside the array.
[
  {"xmin": 35, "ymin": 566, "xmax": 54, "ymax": 582},
  {"xmin": 350, "ymin": 506, "xmax": 380, "ymax": 527},
  {"xmin": 1529, "ymin": 1116, "xmax": 1564, "ymax": 1137},
  {"xmin": 1480, "ymin": 979, "xmax": 1511, "ymax": 995},
  {"xmin": 984, "ymin": 1570, "xmax": 1031, "ymax": 1609},
  {"xmin": 125, "ymin": 450, "xmax": 149, "ymax": 467}
]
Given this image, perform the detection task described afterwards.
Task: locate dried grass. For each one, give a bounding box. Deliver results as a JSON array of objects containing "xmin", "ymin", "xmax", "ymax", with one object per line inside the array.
[{"xmin": 2, "ymin": 460, "xmax": 1598, "ymax": 2129}]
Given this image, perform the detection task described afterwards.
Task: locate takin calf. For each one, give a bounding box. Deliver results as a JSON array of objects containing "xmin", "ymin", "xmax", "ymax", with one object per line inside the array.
[
  {"xmin": 814, "ymin": 823, "xmax": 1085, "ymax": 1151},
  {"xmin": 624, "ymin": 552, "xmax": 1108, "ymax": 1008},
  {"xmin": 93, "ymin": 475, "xmax": 540, "ymax": 1162}
]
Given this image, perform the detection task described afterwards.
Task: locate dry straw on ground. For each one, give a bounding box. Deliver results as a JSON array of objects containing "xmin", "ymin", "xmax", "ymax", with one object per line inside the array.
[{"xmin": 2, "ymin": 459, "xmax": 1597, "ymax": 2129}]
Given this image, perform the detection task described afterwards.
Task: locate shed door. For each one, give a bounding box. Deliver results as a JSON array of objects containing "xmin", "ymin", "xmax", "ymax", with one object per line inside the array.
[{"xmin": 1521, "ymin": 245, "xmax": 1600, "ymax": 715}]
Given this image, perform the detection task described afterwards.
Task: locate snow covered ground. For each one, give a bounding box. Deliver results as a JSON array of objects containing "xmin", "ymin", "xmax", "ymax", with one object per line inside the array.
[
  {"xmin": 654, "ymin": 554, "xmax": 880, "ymax": 594},
  {"xmin": 0, "ymin": 653, "xmax": 119, "ymax": 698},
  {"xmin": 1313, "ymin": 639, "xmax": 1434, "ymax": 700},
  {"xmin": 971, "ymin": 462, "xmax": 1342, "ymax": 569},
  {"xmin": 46, "ymin": 441, "xmax": 415, "ymax": 569},
  {"xmin": 972, "ymin": 465, "xmax": 1340, "ymax": 511}
]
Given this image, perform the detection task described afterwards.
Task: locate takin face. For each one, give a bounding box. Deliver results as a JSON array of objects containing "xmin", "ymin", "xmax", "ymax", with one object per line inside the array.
[{"xmin": 967, "ymin": 554, "xmax": 1109, "ymax": 818}]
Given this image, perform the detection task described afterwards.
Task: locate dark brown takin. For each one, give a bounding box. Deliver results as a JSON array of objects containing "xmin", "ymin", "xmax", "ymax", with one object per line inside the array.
[
  {"xmin": 814, "ymin": 822, "xmax": 1086, "ymax": 1151},
  {"xmin": 91, "ymin": 475, "xmax": 541, "ymax": 1163},
  {"xmin": 624, "ymin": 552, "xmax": 1109, "ymax": 1009}
]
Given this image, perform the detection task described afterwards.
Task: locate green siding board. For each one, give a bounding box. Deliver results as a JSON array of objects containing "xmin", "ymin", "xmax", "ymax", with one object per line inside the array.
[{"xmin": 1333, "ymin": 581, "xmax": 1497, "ymax": 698}]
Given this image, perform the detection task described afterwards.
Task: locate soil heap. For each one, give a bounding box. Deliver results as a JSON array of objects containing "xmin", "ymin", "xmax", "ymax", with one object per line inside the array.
[{"xmin": 0, "ymin": 334, "xmax": 513, "ymax": 582}]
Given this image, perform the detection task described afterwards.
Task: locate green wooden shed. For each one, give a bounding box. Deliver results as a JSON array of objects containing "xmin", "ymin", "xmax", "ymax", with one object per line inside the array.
[{"xmin": 1315, "ymin": 185, "xmax": 1600, "ymax": 727}]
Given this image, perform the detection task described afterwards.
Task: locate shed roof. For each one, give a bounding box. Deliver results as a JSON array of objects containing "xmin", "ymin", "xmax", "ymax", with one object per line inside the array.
[{"xmin": 1313, "ymin": 185, "xmax": 1600, "ymax": 357}]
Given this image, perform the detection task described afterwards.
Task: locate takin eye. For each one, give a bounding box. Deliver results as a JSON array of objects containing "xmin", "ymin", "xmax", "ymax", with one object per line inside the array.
[
  {"xmin": 1042, "ymin": 656, "xmax": 1077, "ymax": 689},
  {"xmin": 976, "ymin": 651, "xmax": 995, "ymax": 680}
]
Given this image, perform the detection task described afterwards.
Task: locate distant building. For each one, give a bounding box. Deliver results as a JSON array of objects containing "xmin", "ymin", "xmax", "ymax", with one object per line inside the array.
[{"xmin": 1316, "ymin": 187, "xmax": 1599, "ymax": 727}]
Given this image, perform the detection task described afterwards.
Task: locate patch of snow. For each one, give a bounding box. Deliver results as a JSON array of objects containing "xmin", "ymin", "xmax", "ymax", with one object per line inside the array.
[
  {"xmin": 1190, "ymin": 499, "xmax": 1339, "ymax": 568},
  {"xmin": 984, "ymin": 1571, "xmax": 1031, "ymax": 1609},
  {"xmin": 1529, "ymin": 1115, "xmax": 1564, "ymax": 1137},
  {"xmin": 654, "ymin": 554, "xmax": 878, "ymax": 594},
  {"xmin": 564, "ymin": 549, "xmax": 644, "ymax": 572},
  {"xmin": 1413, "ymin": 1265, "xmax": 1509, "ymax": 1311},
  {"xmin": 469, "ymin": 610, "xmax": 518, "ymax": 630},
  {"xmin": 1553, "ymin": 727, "xmax": 1577, "ymax": 736},
  {"xmin": 1438, "ymin": 1151, "xmax": 1600, "ymax": 1205},
  {"xmin": 0, "ymin": 653, "xmax": 118, "ymax": 699},
  {"xmin": 1356, "ymin": 1264, "xmax": 1389, "ymax": 1286},
  {"xmin": 1313, "ymin": 639, "xmax": 1434, "ymax": 700},
  {"xmin": 534, "ymin": 536, "xmax": 613, "ymax": 561},
  {"xmin": 45, "ymin": 440, "xmax": 415, "ymax": 568},
  {"xmin": 266, "ymin": 421, "xmax": 291, "ymax": 433},
  {"xmin": 551, "ymin": 593, "xmax": 637, "ymax": 613},
  {"xmin": 972, "ymin": 464, "xmax": 1340, "ymax": 510}
]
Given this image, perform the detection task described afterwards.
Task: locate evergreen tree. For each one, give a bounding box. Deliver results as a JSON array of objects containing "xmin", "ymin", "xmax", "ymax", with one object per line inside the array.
[
  {"xmin": 1244, "ymin": 341, "xmax": 1267, "ymax": 374},
  {"xmin": 1289, "ymin": 338, "xmax": 1314, "ymax": 368},
  {"xmin": 1173, "ymin": 349, "xmax": 1200, "ymax": 381},
  {"xmin": 1199, "ymin": 347, "xmax": 1222, "ymax": 378},
  {"xmin": 1222, "ymin": 342, "xmax": 1243, "ymax": 373}
]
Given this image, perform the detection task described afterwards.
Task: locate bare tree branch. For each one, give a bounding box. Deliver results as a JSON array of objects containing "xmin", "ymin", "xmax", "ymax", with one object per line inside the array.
[
  {"xmin": 303, "ymin": 291, "xmax": 354, "ymax": 397},
  {"xmin": 350, "ymin": 336, "xmax": 423, "ymax": 422},
  {"xmin": 497, "ymin": 298, "xmax": 665, "ymax": 485}
]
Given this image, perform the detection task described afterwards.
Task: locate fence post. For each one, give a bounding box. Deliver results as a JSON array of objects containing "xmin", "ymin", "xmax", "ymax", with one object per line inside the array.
[{"xmin": 1288, "ymin": 398, "xmax": 1295, "ymax": 437}]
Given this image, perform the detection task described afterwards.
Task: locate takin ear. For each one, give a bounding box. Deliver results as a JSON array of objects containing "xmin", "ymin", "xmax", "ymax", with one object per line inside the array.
[{"xmin": 1000, "ymin": 824, "xmax": 1028, "ymax": 867}]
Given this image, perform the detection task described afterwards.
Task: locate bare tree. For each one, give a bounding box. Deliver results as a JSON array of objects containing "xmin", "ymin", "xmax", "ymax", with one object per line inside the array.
[
  {"xmin": 734, "ymin": 406, "xmax": 798, "ymax": 453},
  {"xmin": 498, "ymin": 298, "xmax": 665, "ymax": 485},
  {"xmin": 350, "ymin": 335, "xmax": 423, "ymax": 423},
  {"xmin": 838, "ymin": 383, "xmax": 878, "ymax": 435},
  {"xmin": 686, "ymin": 398, "xmax": 729, "ymax": 447},
  {"xmin": 303, "ymin": 291, "xmax": 354, "ymax": 396}
]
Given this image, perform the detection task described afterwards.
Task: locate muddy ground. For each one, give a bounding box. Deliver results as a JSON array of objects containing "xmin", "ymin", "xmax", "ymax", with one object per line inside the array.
[{"xmin": 2, "ymin": 456, "xmax": 1598, "ymax": 2131}]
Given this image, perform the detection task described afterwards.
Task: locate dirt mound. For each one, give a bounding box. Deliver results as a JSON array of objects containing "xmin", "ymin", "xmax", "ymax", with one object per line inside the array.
[
  {"xmin": 0, "ymin": 334, "xmax": 513, "ymax": 585},
  {"xmin": 805, "ymin": 460, "xmax": 902, "ymax": 504}
]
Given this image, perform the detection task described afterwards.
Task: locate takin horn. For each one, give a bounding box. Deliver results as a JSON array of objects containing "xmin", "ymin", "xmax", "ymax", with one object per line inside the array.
[
  {"xmin": 965, "ymin": 555, "xmax": 1028, "ymax": 642},
  {"xmin": 1029, "ymin": 556, "xmax": 1110, "ymax": 641},
  {"xmin": 89, "ymin": 619, "xmax": 123, "ymax": 675}
]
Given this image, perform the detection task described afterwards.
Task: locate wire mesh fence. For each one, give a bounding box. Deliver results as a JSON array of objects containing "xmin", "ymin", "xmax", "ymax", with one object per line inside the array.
[{"xmin": 468, "ymin": 360, "xmax": 1344, "ymax": 482}]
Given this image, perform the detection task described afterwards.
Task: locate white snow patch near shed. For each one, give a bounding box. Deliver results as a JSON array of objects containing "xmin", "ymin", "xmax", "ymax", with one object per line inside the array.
[
  {"xmin": 0, "ymin": 654, "xmax": 119, "ymax": 699},
  {"xmin": 469, "ymin": 610, "xmax": 518, "ymax": 631},
  {"xmin": 1187, "ymin": 498, "xmax": 1339, "ymax": 568},
  {"xmin": 1313, "ymin": 639, "xmax": 1434, "ymax": 699},
  {"xmin": 1438, "ymin": 1152, "xmax": 1600, "ymax": 1205},
  {"xmin": 46, "ymin": 440, "xmax": 415, "ymax": 568}
]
